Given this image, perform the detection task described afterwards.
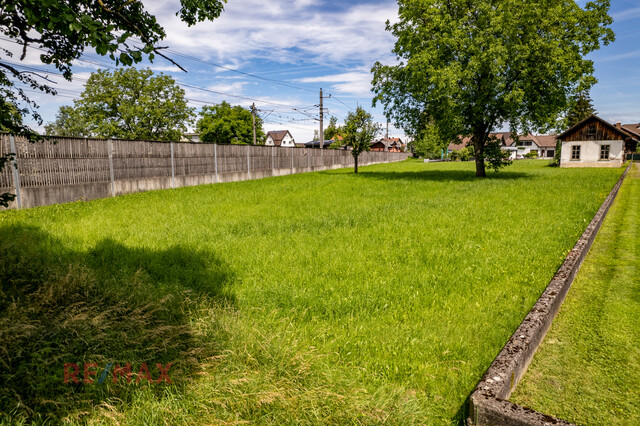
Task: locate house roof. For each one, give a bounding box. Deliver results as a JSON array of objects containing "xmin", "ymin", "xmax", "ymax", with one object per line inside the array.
[
  {"xmin": 266, "ymin": 130, "xmax": 293, "ymax": 146},
  {"xmin": 447, "ymin": 132, "xmax": 556, "ymax": 150},
  {"xmin": 373, "ymin": 137, "xmax": 403, "ymax": 148},
  {"xmin": 533, "ymin": 135, "xmax": 558, "ymax": 148},
  {"xmin": 557, "ymin": 114, "xmax": 637, "ymax": 141},
  {"xmin": 304, "ymin": 140, "xmax": 334, "ymax": 148},
  {"xmin": 622, "ymin": 123, "xmax": 640, "ymax": 138}
]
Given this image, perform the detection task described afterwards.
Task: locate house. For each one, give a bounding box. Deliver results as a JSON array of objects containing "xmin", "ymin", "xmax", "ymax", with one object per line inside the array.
[
  {"xmin": 180, "ymin": 133, "xmax": 201, "ymax": 143},
  {"xmin": 447, "ymin": 132, "xmax": 557, "ymax": 159},
  {"xmin": 557, "ymin": 115, "xmax": 637, "ymax": 167},
  {"xmin": 371, "ymin": 137, "xmax": 405, "ymax": 152},
  {"xmin": 509, "ymin": 134, "xmax": 557, "ymax": 159},
  {"xmin": 265, "ymin": 130, "xmax": 295, "ymax": 147}
]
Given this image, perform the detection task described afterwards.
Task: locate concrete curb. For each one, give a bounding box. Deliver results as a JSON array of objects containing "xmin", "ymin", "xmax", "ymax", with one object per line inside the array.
[{"xmin": 468, "ymin": 163, "xmax": 632, "ymax": 426}]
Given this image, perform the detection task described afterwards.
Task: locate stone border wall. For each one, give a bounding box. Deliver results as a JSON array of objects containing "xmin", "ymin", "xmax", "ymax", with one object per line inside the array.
[{"xmin": 468, "ymin": 162, "xmax": 632, "ymax": 426}]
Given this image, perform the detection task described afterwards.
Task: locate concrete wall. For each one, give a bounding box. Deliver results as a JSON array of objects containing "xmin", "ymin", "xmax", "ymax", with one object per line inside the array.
[{"xmin": 560, "ymin": 140, "xmax": 624, "ymax": 168}]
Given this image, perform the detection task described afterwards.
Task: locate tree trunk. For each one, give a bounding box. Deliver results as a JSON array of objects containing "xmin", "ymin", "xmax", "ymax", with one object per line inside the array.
[
  {"xmin": 354, "ymin": 154, "xmax": 359, "ymax": 173},
  {"xmin": 472, "ymin": 127, "xmax": 487, "ymax": 177}
]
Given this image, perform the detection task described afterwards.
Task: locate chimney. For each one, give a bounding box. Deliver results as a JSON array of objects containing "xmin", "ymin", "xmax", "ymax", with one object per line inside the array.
[{"xmin": 616, "ymin": 121, "xmax": 622, "ymax": 129}]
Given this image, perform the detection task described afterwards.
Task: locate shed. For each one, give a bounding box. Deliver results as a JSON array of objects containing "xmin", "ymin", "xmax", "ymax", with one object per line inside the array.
[{"xmin": 557, "ymin": 115, "xmax": 637, "ymax": 168}]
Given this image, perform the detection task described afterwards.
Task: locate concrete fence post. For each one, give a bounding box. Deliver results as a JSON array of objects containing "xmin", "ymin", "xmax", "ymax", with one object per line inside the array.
[
  {"xmin": 291, "ymin": 147, "xmax": 294, "ymax": 173},
  {"xmin": 308, "ymin": 148, "xmax": 310, "ymax": 168},
  {"xmin": 214, "ymin": 144, "xmax": 218, "ymax": 183},
  {"xmin": 271, "ymin": 146, "xmax": 275, "ymax": 173},
  {"xmin": 247, "ymin": 144, "xmax": 251, "ymax": 179},
  {"xmin": 107, "ymin": 138, "xmax": 115, "ymax": 197},
  {"xmin": 8, "ymin": 135, "xmax": 22, "ymax": 209},
  {"xmin": 170, "ymin": 141, "xmax": 176, "ymax": 189}
]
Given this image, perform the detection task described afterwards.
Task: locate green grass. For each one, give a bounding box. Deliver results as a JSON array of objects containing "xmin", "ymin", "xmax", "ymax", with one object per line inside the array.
[
  {"xmin": 0, "ymin": 159, "xmax": 624, "ymax": 425},
  {"xmin": 511, "ymin": 163, "xmax": 640, "ymax": 425}
]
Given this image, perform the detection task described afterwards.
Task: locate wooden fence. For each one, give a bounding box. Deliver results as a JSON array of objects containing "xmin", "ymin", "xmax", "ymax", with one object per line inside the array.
[{"xmin": 0, "ymin": 135, "xmax": 409, "ymax": 209}]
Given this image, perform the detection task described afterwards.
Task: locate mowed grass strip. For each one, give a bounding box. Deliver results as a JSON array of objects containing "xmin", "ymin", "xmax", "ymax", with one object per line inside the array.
[
  {"xmin": 0, "ymin": 160, "xmax": 623, "ymax": 425},
  {"xmin": 511, "ymin": 162, "xmax": 640, "ymax": 425}
]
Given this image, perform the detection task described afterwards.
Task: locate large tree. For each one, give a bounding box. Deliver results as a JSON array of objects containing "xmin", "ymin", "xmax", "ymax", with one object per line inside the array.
[
  {"xmin": 0, "ymin": 0, "xmax": 225, "ymax": 205},
  {"xmin": 46, "ymin": 68, "xmax": 194, "ymax": 141},
  {"xmin": 196, "ymin": 102, "xmax": 264, "ymax": 145},
  {"xmin": 372, "ymin": 0, "xmax": 614, "ymax": 177},
  {"xmin": 343, "ymin": 106, "xmax": 380, "ymax": 173}
]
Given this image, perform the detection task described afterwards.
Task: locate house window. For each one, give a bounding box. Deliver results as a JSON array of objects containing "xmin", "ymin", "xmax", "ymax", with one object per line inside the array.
[
  {"xmin": 600, "ymin": 144, "xmax": 610, "ymax": 160},
  {"xmin": 587, "ymin": 125, "xmax": 597, "ymax": 140},
  {"xmin": 523, "ymin": 140, "xmax": 533, "ymax": 146},
  {"xmin": 547, "ymin": 149, "xmax": 555, "ymax": 158},
  {"xmin": 571, "ymin": 145, "xmax": 581, "ymax": 160}
]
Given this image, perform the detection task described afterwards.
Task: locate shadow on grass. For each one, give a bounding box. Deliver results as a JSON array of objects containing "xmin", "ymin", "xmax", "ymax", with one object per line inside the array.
[
  {"xmin": 355, "ymin": 169, "xmax": 531, "ymax": 182},
  {"xmin": 0, "ymin": 225, "xmax": 235, "ymax": 423}
]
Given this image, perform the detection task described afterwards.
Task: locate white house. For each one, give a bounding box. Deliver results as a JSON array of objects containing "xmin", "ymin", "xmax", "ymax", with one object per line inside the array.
[
  {"xmin": 265, "ymin": 130, "xmax": 295, "ymax": 147},
  {"xmin": 558, "ymin": 115, "xmax": 636, "ymax": 168}
]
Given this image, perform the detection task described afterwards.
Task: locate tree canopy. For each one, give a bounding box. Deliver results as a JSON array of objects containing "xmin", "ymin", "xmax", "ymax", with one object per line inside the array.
[
  {"xmin": 0, "ymin": 0, "xmax": 225, "ymax": 138},
  {"xmin": 343, "ymin": 107, "xmax": 380, "ymax": 173},
  {"xmin": 196, "ymin": 102, "xmax": 264, "ymax": 145},
  {"xmin": 566, "ymin": 91, "xmax": 597, "ymax": 128},
  {"xmin": 45, "ymin": 68, "xmax": 194, "ymax": 141},
  {"xmin": 372, "ymin": 0, "xmax": 614, "ymax": 177}
]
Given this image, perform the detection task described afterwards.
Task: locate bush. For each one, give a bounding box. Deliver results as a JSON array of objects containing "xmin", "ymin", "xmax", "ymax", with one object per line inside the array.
[{"xmin": 524, "ymin": 151, "xmax": 539, "ymax": 159}]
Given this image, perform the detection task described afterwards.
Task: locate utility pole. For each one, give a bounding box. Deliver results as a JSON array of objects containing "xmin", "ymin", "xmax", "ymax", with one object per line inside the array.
[
  {"xmin": 386, "ymin": 118, "xmax": 389, "ymax": 140},
  {"xmin": 319, "ymin": 89, "xmax": 324, "ymax": 150},
  {"xmin": 251, "ymin": 103, "xmax": 257, "ymax": 145},
  {"xmin": 318, "ymin": 89, "xmax": 332, "ymax": 150}
]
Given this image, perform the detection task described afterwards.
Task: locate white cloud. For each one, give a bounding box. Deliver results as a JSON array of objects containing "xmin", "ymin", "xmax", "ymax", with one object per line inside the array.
[
  {"xmin": 295, "ymin": 71, "xmax": 373, "ymax": 97},
  {"xmin": 142, "ymin": 0, "xmax": 398, "ymax": 67}
]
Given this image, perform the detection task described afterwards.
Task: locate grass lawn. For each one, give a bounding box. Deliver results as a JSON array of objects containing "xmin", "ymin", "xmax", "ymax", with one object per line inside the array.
[
  {"xmin": 0, "ymin": 159, "xmax": 624, "ymax": 425},
  {"xmin": 511, "ymin": 163, "xmax": 640, "ymax": 425}
]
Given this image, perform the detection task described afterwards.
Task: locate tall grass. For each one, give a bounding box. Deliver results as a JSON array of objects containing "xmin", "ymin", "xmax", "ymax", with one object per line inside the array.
[
  {"xmin": 0, "ymin": 160, "xmax": 623, "ymax": 424},
  {"xmin": 511, "ymin": 163, "xmax": 639, "ymax": 424}
]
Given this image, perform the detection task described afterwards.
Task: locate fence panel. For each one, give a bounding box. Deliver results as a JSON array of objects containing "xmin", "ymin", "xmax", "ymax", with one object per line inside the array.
[
  {"xmin": 0, "ymin": 135, "xmax": 409, "ymax": 209},
  {"xmin": 0, "ymin": 135, "xmax": 14, "ymax": 196}
]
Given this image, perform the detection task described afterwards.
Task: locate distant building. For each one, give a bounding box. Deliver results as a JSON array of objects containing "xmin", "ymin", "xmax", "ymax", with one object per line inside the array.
[
  {"xmin": 447, "ymin": 133, "xmax": 557, "ymax": 159},
  {"xmin": 180, "ymin": 133, "xmax": 201, "ymax": 143},
  {"xmin": 301, "ymin": 137, "xmax": 348, "ymax": 149},
  {"xmin": 558, "ymin": 115, "xmax": 637, "ymax": 168},
  {"xmin": 265, "ymin": 130, "xmax": 295, "ymax": 147},
  {"xmin": 371, "ymin": 137, "xmax": 405, "ymax": 152}
]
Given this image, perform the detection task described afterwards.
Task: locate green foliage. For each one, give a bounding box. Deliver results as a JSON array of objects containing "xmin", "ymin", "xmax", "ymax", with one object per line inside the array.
[
  {"xmin": 342, "ymin": 107, "xmax": 381, "ymax": 172},
  {"xmin": 566, "ymin": 91, "xmax": 597, "ymax": 128},
  {"xmin": 324, "ymin": 116, "xmax": 343, "ymax": 141},
  {"xmin": 44, "ymin": 106, "xmax": 88, "ymax": 137},
  {"xmin": 524, "ymin": 151, "xmax": 539, "ymax": 159},
  {"xmin": 328, "ymin": 139, "xmax": 343, "ymax": 150},
  {"xmin": 413, "ymin": 125, "xmax": 448, "ymax": 159},
  {"xmin": 46, "ymin": 68, "xmax": 194, "ymax": 141},
  {"xmin": 512, "ymin": 164, "xmax": 640, "ymax": 424},
  {"xmin": 0, "ymin": 161, "xmax": 623, "ymax": 423},
  {"xmin": 196, "ymin": 101, "xmax": 263, "ymax": 145},
  {"xmin": 0, "ymin": 0, "xmax": 225, "ymax": 138},
  {"xmin": 372, "ymin": 0, "xmax": 614, "ymax": 177},
  {"xmin": 449, "ymin": 146, "xmax": 475, "ymax": 162}
]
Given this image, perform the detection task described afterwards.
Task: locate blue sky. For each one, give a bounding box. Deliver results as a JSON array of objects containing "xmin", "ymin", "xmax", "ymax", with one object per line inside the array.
[{"xmin": 4, "ymin": 0, "xmax": 640, "ymax": 142}]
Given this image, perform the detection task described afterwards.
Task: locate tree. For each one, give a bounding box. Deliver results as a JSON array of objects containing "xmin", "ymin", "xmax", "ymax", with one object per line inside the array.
[
  {"xmin": 324, "ymin": 116, "xmax": 343, "ymax": 141},
  {"xmin": 1, "ymin": 0, "xmax": 225, "ymax": 204},
  {"xmin": 372, "ymin": 0, "xmax": 614, "ymax": 177},
  {"xmin": 196, "ymin": 102, "xmax": 264, "ymax": 145},
  {"xmin": 343, "ymin": 107, "xmax": 380, "ymax": 173},
  {"xmin": 46, "ymin": 68, "xmax": 194, "ymax": 141},
  {"xmin": 566, "ymin": 91, "xmax": 597, "ymax": 128},
  {"xmin": 44, "ymin": 106, "xmax": 87, "ymax": 137},
  {"xmin": 413, "ymin": 124, "xmax": 448, "ymax": 159}
]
